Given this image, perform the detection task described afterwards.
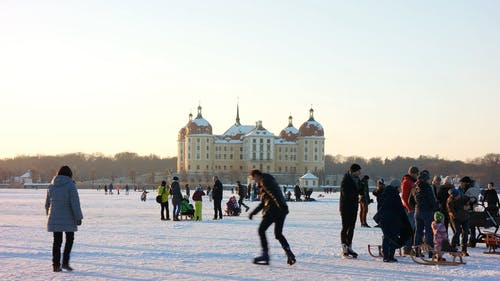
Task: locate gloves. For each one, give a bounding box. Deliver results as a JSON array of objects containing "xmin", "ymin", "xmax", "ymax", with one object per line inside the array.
[{"xmin": 76, "ymin": 220, "xmax": 82, "ymax": 226}]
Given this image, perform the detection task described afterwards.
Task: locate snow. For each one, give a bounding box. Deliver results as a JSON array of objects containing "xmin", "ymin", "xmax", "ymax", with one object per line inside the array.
[
  {"xmin": 222, "ymin": 125, "xmax": 255, "ymax": 137},
  {"xmin": 1, "ymin": 188, "xmax": 499, "ymax": 281}
]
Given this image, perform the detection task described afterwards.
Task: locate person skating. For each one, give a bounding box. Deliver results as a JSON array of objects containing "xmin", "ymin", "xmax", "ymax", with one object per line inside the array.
[
  {"xmin": 339, "ymin": 164, "xmax": 363, "ymax": 258},
  {"xmin": 45, "ymin": 165, "xmax": 83, "ymax": 272},
  {"xmin": 248, "ymin": 169, "xmax": 296, "ymax": 265}
]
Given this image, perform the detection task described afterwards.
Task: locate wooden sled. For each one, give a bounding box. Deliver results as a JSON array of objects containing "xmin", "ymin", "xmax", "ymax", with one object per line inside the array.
[
  {"xmin": 410, "ymin": 245, "xmax": 465, "ymax": 266},
  {"xmin": 367, "ymin": 244, "xmax": 402, "ymax": 258},
  {"xmin": 180, "ymin": 213, "xmax": 194, "ymax": 220},
  {"xmin": 483, "ymin": 231, "xmax": 500, "ymax": 255}
]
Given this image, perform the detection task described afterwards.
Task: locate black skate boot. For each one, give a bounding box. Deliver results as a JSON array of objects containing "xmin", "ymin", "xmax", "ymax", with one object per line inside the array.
[
  {"xmin": 347, "ymin": 244, "xmax": 358, "ymax": 258},
  {"xmin": 53, "ymin": 265, "xmax": 61, "ymax": 272},
  {"xmin": 285, "ymin": 248, "xmax": 296, "ymax": 265},
  {"xmin": 61, "ymin": 264, "xmax": 73, "ymax": 271},
  {"xmin": 253, "ymin": 253, "xmax": 270, "ymax": 265}
]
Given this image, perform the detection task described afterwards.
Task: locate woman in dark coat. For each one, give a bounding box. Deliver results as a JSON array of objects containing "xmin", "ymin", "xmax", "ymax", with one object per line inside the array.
[
  {"xmin": 45, "ymin": 166, "xmax": 83, "ymax": 272},
  {"xmin": 374, "ymin": 179, "xmax": 410, "ymax": 262}
]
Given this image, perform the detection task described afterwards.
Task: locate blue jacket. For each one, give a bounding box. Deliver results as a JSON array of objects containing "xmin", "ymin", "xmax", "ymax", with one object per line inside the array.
[{"xmin": 45, "ymin": 175, "xmax": 83, "ymax": 232}]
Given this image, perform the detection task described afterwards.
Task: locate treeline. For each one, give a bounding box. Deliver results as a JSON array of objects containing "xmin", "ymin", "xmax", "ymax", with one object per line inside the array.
[
  {"xmin": 0, "ymin": 152, "xmax": 498, "ymax": 186},
  {"xmin": 0, "ymin": 152, "xmax": 177, "ymax": 183},
  {"xmin": 324, "ymin": 153, "xmax": 500, "ymax": 185}
]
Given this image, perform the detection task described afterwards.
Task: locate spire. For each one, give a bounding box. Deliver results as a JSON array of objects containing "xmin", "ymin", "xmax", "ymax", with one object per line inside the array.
[
  {"xmin": 189, "ymin": 112, "xmax": 193, "ymax": 121},
  {"xmin": 197, "ymin": 105, "xmax": 203, "ymax": 118},
  {"xmin": 288, "ymin": 115, "xmax": 293, "ymax": 127},
  {"xmin": 235, "ymin": 103, "xmax": 241, "ymax": 126},
  {"xmin": 308, "ymin": 108, "xmax": 315, "ymax": 121}
]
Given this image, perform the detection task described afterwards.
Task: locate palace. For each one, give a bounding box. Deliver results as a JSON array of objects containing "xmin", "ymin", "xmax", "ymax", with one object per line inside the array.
[{"xmin": 177, "ymin": 105, "xmax": 325, "ymax": 184}]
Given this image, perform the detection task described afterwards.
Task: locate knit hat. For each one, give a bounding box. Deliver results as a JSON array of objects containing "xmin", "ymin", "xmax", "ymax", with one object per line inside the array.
[
  {"xmin": 390, "ymin": 179, "xmax": 401, "ymax": 188},
  {"xmin": 408, "ymin": 166, "xmax": 419, "ymax": 175},
  {"xmin": 196, "ymin": 185, "xmax": 202, "ymax": 191},
  {"xmin": 434, "ymin": 211, "xmax": 444, "ymax": 222},
  {"xmin": 350, "ymin": 164, "xmax": 361, "ymax": 173},
  {"xmin": 173, "ymin": 176, "xmax": 179, "ymax": 181},
  {"xmin": 418, "ymin": 170, "xmax": 430, "ymax": 181}
]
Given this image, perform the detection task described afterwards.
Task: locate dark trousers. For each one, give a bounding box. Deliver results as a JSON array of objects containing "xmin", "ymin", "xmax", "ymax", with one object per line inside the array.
[
  {"xmin": 53, "ymin": 232, "xmax": 74, "ymax": 266},
  {"xmin": 161, "ymin": 202, "xmax": 169, "ymax": 219},
  {"xmin": 214, "ymin": 199, "xmax": 223, "ymax": 218},
  {"xmin": 341, "ymin": 211, "xmax": 357, "ymax": 245},
  {"xmin": 258, "ymin": 213, "xmax": 290, "ymax": 254},
  {"xmin": 451, "ymin": 219, "xmax": 469, "ymax": 248},
  {"xmin": 238, "ymin": 196, "xmax": 248, "ymax": 209},
  {"xmin": 359, "ymin": 202, "xmax": 368, "ymax": 225},
  {"xmin": 381, "ymin": 223, "xmax": 399, "ymax": 260}
]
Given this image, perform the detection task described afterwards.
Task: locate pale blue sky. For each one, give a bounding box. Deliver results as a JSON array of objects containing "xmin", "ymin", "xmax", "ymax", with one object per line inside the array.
[{"xmin": 0, "ymin": 0, "xmax": 499, "ymax": 160}]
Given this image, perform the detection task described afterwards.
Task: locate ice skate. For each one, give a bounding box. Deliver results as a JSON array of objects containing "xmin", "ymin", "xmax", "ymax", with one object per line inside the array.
[
  {"xmin": 253, "ymin": 253, "xmax": 270, "ymax": 265},
  {"xmin": 285, "ymin": 248, "xmax": 296, "ymax": 265},
  {"xmin": 61, "ymin": 264, "xmax": 73, "ymax": 271}
]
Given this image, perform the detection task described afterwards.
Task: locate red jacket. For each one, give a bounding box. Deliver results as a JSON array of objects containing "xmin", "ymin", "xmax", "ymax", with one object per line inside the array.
[{"xmin": 401, "ymin": 174, "xmax": 417, "ymax": 212}]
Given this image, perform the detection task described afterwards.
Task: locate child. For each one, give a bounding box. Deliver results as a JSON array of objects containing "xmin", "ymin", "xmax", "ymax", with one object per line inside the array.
[
  {"xmin": 431, "ymin": 211, "xmax": 450, "ymax": 261},
  {"xmin": 180, "ymin": 195, "xmax": 195, "ymax": 217},
  {"xmin": 192, "ymin": 185, "xmax": 205, "ymax": 221}
]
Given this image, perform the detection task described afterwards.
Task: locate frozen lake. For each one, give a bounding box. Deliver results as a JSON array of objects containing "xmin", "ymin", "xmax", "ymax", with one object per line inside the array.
[{"xmin": 0, "ymin": 188, "xmax": 499, "ymax": 281}]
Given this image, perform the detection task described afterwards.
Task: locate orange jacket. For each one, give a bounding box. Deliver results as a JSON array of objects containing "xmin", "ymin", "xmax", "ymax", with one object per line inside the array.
[{"xmin": 401, "ymin": 174, "xmax": 417, "ymax": 212}]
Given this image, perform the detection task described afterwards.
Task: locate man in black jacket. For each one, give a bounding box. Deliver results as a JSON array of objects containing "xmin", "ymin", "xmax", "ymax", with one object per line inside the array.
[
  {"xmin": 248, "ymin": 169, "xmax": 296, "ymax": 265},
  {"xmin": 339, "ymin": 163, "xmax": 363, "ymax": 258},
  {"xmin": 212, "ymin": 176, "xmax": 224, "ymax": 220}
]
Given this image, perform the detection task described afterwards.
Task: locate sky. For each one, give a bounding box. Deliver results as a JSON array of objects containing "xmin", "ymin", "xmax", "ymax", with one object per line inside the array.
[{"xmin": 1, "ymin": 0, "xmax": 499, "ymax": 161}]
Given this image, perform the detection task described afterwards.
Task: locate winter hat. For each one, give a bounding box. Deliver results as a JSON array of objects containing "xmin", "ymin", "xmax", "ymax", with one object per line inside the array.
[
  {"xmin": 418, "ymin": 170, "xmax": 430, "ymax": 181},
  {"xmin": 173, "ymin": 176, "xmax": 179, "ymax": 181},
  {"xmin": 377, "ymin": 178, "xmax": 385, "ymax": 185},
  {"xmin": 390, "ymin": 179, "xmax": 401, "ymax": 188},
  {"xmin": 349, "ymin": 164, "xmax": 361, "ymax": 173},
  {"xmin": 434, "ymin": 211, "xmax": 444, "ymax": 222},
  {"xmin": 459, "ymin": 176, "xmax": 472, "ymax": 184}
]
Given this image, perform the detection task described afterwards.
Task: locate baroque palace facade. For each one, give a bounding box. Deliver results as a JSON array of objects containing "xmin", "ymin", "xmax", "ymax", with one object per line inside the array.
[{"xmin": 177, "ymin": 105, "xmax": 325, "ymax": 184}]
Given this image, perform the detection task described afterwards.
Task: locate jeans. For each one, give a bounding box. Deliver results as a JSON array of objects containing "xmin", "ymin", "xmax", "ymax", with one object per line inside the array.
[
  {"xmin": 451, "ymin": 219, "xmax": 469, "ymax": 248},
  {"xmin": 414, "ymin": 210, "xmax": 434, "ymax": 248},
  {"xmin": 52, "ymin": 232, "xmax": 74, "ymax": 266}
]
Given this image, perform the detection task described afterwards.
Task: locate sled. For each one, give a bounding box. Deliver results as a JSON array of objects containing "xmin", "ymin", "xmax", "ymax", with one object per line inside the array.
[
  {"xmin": 483, "ymin": 231, "xmax": 500, "ymax": 254},
  {"xmin": 180, "ymin": 213, "xmax": 194, "ymax": 220},
  {"xmin": 410, "ymin": 245, "xmax": 465, "ymax": 266},
  {"xmin": 367, "ymin": 244, "xmax": 402, "ymax": 258}
]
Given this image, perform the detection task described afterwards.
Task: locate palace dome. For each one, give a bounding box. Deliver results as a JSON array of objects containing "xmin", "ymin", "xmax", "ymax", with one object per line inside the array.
[
  {"xmin": 298, "ymin": 108, "xmax": 324, "ymax": 137},
  {"xmin": 185, "ymin": 106, "xmax": 212, "ymax": 136},
  {"xmin": 279, "ymin": 115, "xmax": 299, "ymax": 141}
]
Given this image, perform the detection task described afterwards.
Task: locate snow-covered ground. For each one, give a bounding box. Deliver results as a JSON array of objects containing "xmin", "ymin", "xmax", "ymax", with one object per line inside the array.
[{"xmin": 1, "ymin": 188, "xmax": 499, "ymax": 281}]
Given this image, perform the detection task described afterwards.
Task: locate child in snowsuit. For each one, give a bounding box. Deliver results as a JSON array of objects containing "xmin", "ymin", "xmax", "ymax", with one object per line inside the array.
[
  {"xmin": 431, "ymin": 211, "xmax": 450, "ymax": 261},
  {"xmin": 192, "ymin": 185, "xmax": 205, "ymax": 221},
  {"xmin": 180, "ymin": 195, "xmax": 195, "ymax": 217}
]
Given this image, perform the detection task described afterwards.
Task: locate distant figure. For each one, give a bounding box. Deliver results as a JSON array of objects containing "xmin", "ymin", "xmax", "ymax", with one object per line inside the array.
[
  {"xmin": 237, "ymin": 181, "xmax": 250, "ymax": 212},
  {"xmin": 413, "ymin": 170, "xmax": 438, "ymax": 256},
  {"xmin": 294, "ymin": 184, "xmax": 302, "ymax": 201},
  {"xmin": 401, "ymin": 166, "xmax": 419, "ymax": 255},
  {"xmin": 212, "ymin": 176, "xmax": 224, "ymax": 220},
  {"xmin": 104, "ymin": 184, "xmax": 108, "ymax": 195},
  {"xmin": 185, "ymin": 184, "xmax": 191, "ymax": 197},
  {"xmin": 248, "ymin": 169, "xmax": 295, "ymax": 265},
  {"xmin": 484, "ymin": 182, "xmax": 499, "ymax": 216},
  {"xmin": 141, "ymin": 190, "xmax": 148, "ymax": 201},
  {"xmin": 45, "ymin": 165, "xmax": 83, "ymax": 272},
  {"xmin": 359, "ymin": 175, "xmax": 372, "ymax": 227},
  {"xmin": 171, "ymin": 177, "xmax": 182, "ymax": 221},
  {"xmin": 125, "ymin": 185, "xmax": 130, "ymax": 195},
  {"xmin": 192, "ymin": 185, "xmax": 206, "ymax": 221},
  {"xmin": 108, "ymin": 183, "xmax": 114, "ymax": 195}
]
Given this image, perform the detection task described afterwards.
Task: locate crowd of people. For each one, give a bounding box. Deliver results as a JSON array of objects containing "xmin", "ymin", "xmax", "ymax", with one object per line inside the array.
[{"xmin": 44, "ymin": 164, "xmax": 498, "ymax": 272}]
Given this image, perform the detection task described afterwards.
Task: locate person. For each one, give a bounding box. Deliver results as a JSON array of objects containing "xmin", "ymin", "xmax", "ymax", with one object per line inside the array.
[
  {"xmin": 248, "ymin": 169, "xmax": 296, "ymax": 265},
  {"xmin": 44, "ymin": 165, "xmax": 83, "ymax": 272},
  {"xmin": 484, "ymin": 182, "xmax": 499, "ymax": 216},
  {"xmin": 373, "ymin": 179, "xmax": 410, "ymax": 262},
  {"xmin": 212, "ymin": 176, "xmax": 224, "ymax": 220},
  {"xmin": 401, "ymin": 166, "xmax": 419, "ymax": 255},
  {"xmin": 237, "ymin": 180, "xmax": 250, "ymax": 212},
  {"xmin": 458, "ymin": 176, "xmax": 479, "ymax": 247},
  {"xmin": 226, "ymin": 195, "xmax": 241, "ymax": 216},
  {"xmin": 294, "ymin": 184, "xmax": 302, "ymax": 201},
  {"xmin": 447, "ymin": 188, "xmax": 474, "ymax": 256},
  {"xmin": 339, "ymin": 164, "xmax": 363, "ymax": 258},
  {"xmin": 437, "ymin": 176, "xmax": 454, "ymax": 231},
  {"xmin": 180, "ymin": 195, "xmax": 195, "ymax": 217},
  {"xmin": 413, "ymin": 170, "xmax": 438, "ymax": 257},
  {"xmin": 157, "ymin": 180, "xmax": 170, "ymax": 220},
  {"xmin": 359, "ymin": 175, "xmax": 372, "ymax": 227},
  {"xmin": 108, "ymin": 182, "xmax": 113, "ymax": 195},
  {"xmin": 192, "ymin": 185, "xmax": 206, "ymax": 221},
  {"xmin": 432, "ymin": 211, "xmax": 450, "ymax": 261},
  {"xmin": 372, "ymin": 178, "xmax": 386, "ymax": 228},
  {"xmin": 185, "ymin": 184, "xmax": 191, "ymax": 197},
  {"xmin": 431, "ymin": 176, "xmax": 441, "ymax": 201},
  {"xmin": 141, "ymin": 189, "xmax": 148, "ymax": 201},
  {"xmin": 170, "ymin": 176, "xmax": 182, "ymax": 221}
]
